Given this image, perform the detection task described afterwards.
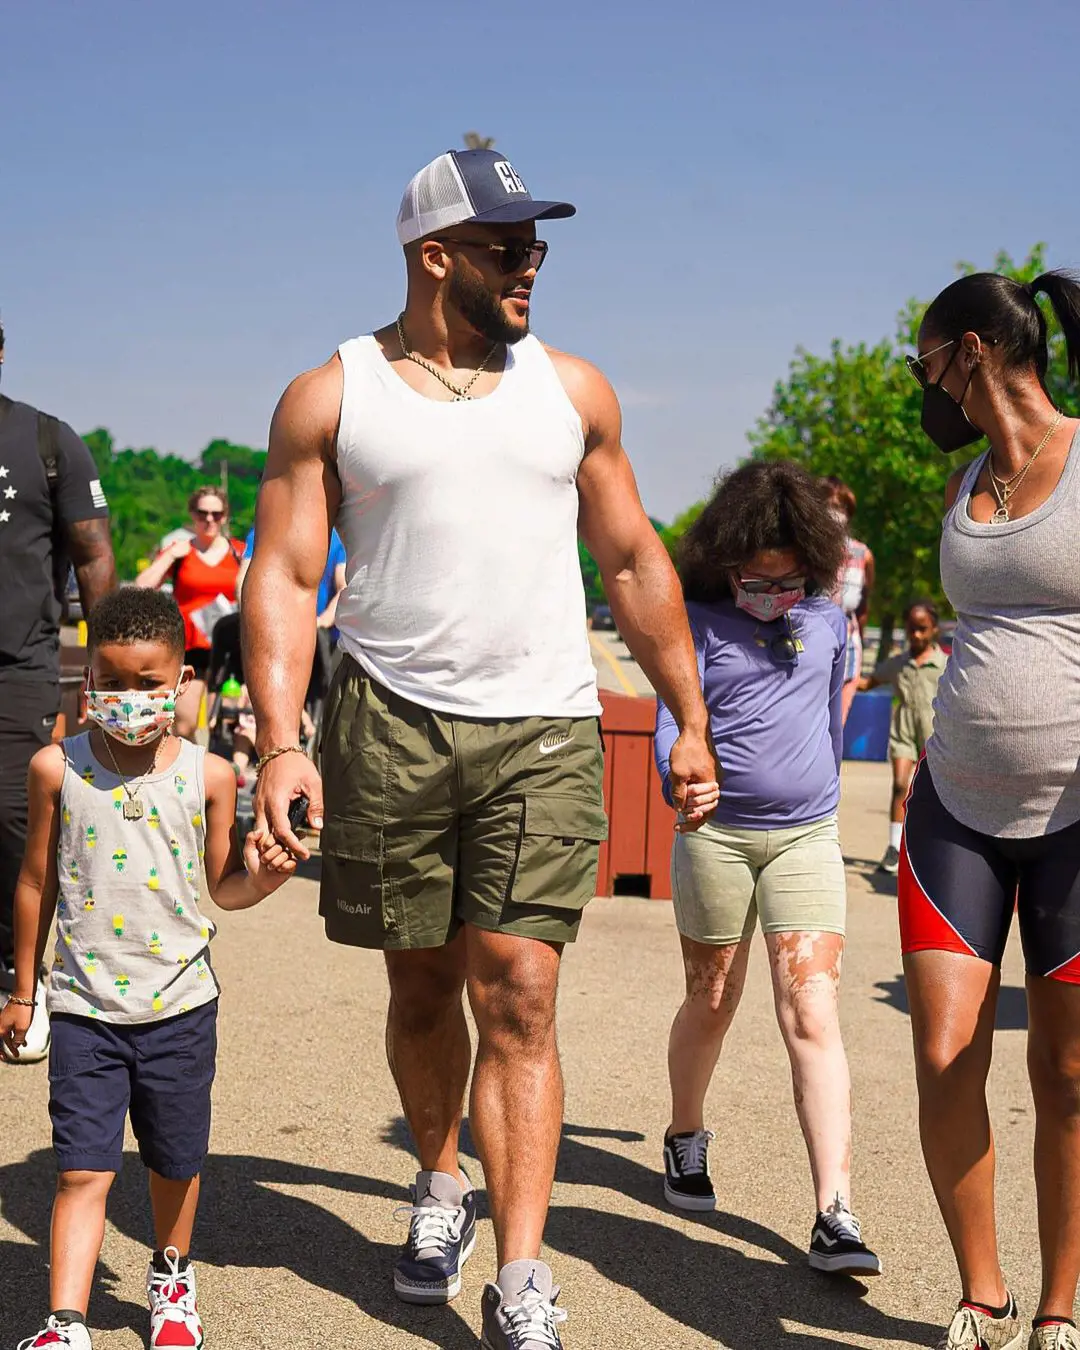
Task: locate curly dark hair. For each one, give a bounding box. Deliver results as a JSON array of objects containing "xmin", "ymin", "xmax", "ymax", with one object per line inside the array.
[
  {"xmin": 87, "ymin": 587, "xmax": 185, "ymax": 658},
  {"xmin": 679, "ymin": 461, "xmax": 847, "ymax": 604}
]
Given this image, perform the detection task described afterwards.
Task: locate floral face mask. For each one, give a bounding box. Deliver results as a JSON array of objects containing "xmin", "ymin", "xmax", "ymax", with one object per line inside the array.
[{"xmin": 84, "ymin": 677, "xmax": 184, "ymax": 746}]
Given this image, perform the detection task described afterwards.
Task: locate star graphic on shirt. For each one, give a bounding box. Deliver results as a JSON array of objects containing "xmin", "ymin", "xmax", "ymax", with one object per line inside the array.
[
  {"xmin": 0, "ymin": 465, "xmax": 8, "ymax": 478},
  {"xmin": 3, "ymin": 486, "xmax": 15, "ymax": 499},
  {"xmin": 0, "ymin": 511, "xmax": 9, "ymax": 524}
]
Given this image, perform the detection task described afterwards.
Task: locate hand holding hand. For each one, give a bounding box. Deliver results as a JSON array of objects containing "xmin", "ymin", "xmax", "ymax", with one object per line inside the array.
[
  {"xmin": 169, "ymin": 537, "xmax": 192, "ymax": 561},
  {"xmin": 243, "ymin": 829, "xmax": 298, "ymax": 896},
  {"xmin": 252, "ymin": 751, "xmax": 324, "ymax": 861},
  {"xmin": 669, "ymin": 726, "xmax": 722, "ymax": 835}
]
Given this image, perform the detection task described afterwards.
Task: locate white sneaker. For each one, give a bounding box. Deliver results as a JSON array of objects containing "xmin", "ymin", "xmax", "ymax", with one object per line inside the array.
[
  {"xmin": 146, "ymin": 1246, "xmax": 204, "ymax": 1349},
  {"xmin": 17, "ymin": 1315, "xmax": 92, "ymax": 1349},
  {"xmin": 1, "ymin": 979, "xmax": 50, "ymax": 1064}
]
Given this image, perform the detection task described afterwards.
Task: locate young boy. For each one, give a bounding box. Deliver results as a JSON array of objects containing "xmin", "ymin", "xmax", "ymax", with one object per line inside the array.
[
  {"xmin": 0, "ymin": 587, "xmax": 295, "ymax": 1350},
  {"xmin": 859, "ymin": 600, "xmax": 947, "ymax": 875}
]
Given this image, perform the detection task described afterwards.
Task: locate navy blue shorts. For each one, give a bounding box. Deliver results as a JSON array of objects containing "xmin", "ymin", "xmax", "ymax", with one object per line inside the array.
[
  {"xmin": 900, "ymin": 761, "xmax": 1080, "ymax": 982},
  {"xmin": 49, "ymin": 1001, "xmax": 218, "ymax": 1179}
]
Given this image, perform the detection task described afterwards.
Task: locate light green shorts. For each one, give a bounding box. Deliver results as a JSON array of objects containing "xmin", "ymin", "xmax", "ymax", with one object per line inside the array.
[{"xmin": 671, "ymin": 815, "xmax": 846, "ymax": 945}]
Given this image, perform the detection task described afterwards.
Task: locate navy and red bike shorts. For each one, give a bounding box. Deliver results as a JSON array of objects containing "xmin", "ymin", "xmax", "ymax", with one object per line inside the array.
[{"xmin": 899, "ymin": 760, "xmax": 1080, "ymax": 983}]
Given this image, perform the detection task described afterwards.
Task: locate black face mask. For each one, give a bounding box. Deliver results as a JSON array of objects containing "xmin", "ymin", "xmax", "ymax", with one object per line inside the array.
[{"xmin": 921, "ymin": 345, "xmax": 983, "ymax": 454}]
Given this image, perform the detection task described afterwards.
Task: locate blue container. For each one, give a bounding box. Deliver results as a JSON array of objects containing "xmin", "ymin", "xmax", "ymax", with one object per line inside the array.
[{"xmin": 843, "ymin": 688, "xmax": 892, "ymax": 762}]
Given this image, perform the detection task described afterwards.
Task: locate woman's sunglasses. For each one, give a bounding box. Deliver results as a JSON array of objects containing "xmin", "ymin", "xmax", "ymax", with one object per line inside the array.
[
  {"xmin": 194, "ymin": 509, "xmax": 224, "ymax": 521},
  {"xmin": 433, "ymin": 237, "xmax": 549, "ymax": 276},
  {"xmin": 905, "ymin": 338, "xmax": 957, "ymax": 389}
]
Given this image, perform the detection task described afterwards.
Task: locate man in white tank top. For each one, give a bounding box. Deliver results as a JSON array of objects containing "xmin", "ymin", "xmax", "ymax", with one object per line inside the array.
[{"xmin": 242, "ymin": 148, "xmax": 717, "ymax": 1347}]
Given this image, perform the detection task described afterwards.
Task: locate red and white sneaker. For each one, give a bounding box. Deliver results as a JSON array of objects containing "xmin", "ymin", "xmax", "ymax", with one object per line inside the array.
[
  {"xmin": 17, "ymin": 1316, "xmax": 92, "ymax": 1350},
  {"xmin": 146, "ymin": 1246, "xmax": 204, "ymax": 1349}
]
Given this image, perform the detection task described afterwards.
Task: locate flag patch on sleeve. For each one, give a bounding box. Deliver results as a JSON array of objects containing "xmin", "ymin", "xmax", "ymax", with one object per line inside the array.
[{"xmin": 89, "ymin": 479, "xmax": 108, "ymax": 509}]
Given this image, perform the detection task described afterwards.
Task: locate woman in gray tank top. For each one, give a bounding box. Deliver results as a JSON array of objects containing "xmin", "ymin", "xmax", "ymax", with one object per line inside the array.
[{"xmin": 900, "ymin": 269, "xmax": 1080, "ymax": 1350}]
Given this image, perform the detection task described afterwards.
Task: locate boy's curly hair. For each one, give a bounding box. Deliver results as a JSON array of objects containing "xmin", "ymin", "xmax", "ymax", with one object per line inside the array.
[
  {"xmin": 679, "ymin": 461, "xmax": 847, "ymax": 603},
  {"xmin": 87, "ymin": 587, "xmax": 186, "ymax": 659}
]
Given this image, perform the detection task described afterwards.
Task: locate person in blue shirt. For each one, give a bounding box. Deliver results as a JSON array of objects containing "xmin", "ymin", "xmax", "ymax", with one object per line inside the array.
[
  {"xmin": 655, "ymin": 460, "xmax": 881, "ymax": 1280},
  {"xmin": 237, "ymin": 526, "xmax": 346, "ymax": 637}
]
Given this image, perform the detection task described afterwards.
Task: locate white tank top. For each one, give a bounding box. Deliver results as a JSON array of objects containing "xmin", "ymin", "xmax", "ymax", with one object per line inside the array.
[{"xmin": 333, "ymin": 333, "xmax": 601, "ymax": 719}]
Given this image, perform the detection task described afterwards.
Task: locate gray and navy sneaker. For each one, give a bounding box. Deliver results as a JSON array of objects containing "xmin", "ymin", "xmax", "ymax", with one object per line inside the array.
[
  {"xmin": 663, "ymin": 1128, "xmax": 716, "ymax": 1211},
  {"xmin": 877, "ymin": 845, "xmax": 901, "ymax": 876},
  {"xmin": 808, "ymin": 1204, "xmax": 881, "ymax": 1277},
  {"xmin": 481, "ymin": 1260, "xmax": 567, "ymax": 1350},
  {"xmin": 393, "ymin": 1168, "xmax": 477, "ymax": 1304}
]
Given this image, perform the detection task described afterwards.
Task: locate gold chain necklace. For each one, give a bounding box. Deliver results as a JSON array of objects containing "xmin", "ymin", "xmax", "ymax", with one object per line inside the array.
[
  {"xmin": 987, "ymin": 410, "xmax": 1063, "ymax": 524},
  {"xmin": 395, "ymin": 315, "xmax": 499, "ymax": 401},
  {"xmin": 100, "ymin": 733, "xmax": 167, "ymax": 820}
]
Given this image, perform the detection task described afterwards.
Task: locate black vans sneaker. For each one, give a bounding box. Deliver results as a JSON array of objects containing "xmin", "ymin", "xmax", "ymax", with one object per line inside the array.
[
  {"xmin": 808, "ymin": 1204, "xmax": 881, "ymax": 1276},
  {"xmin": 662, "ymin": 1128, "xmax": 716, "ymax": 1211}
]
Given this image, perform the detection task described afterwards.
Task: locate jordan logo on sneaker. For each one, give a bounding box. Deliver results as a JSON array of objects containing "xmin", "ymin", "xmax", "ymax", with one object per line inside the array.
[
  {"xmin": 538, "ymin": 731, "xmax": 573, "ymax": 756},
  {"xmin": 519, "ymin": 1269, "xmax": 542, "ymax": 1297},
  {"xmin": 420, "ymin": 1181, "xmax": 438, "ymax": 1204}
]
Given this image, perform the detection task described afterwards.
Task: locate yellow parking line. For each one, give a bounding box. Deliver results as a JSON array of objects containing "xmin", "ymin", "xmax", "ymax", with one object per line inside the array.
[{"xmin": 589, "ymin": 630, "xmax": 639, "ymax": 698}]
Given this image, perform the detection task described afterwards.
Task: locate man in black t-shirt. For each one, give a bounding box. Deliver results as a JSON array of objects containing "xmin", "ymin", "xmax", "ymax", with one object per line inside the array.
[{"xmin": 0, "ymin": 320, "xmax": 116, "ymax": 1062}]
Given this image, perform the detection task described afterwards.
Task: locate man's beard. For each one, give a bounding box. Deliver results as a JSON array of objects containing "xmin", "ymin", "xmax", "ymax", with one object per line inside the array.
[{"xmin": 448, "ymin": 268, "xmax": 527, "ymax": 345}]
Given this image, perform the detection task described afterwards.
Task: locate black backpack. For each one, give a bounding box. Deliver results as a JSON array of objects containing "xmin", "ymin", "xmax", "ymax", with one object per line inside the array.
[{"xmin": 0, "ymin": 394, "xmax": 71, "ymax": 610}]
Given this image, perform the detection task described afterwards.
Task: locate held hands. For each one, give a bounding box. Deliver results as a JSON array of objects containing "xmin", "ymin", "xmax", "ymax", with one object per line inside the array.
[
  {"xmin": 668, "ymin": 726, "xmax": 722, "ymax": 834},
  {"xmin": 168, "ymin": 537, "xmax": 192, "ymax": 561},
  {"xmin": 252, "ymin": 751, "xmax": 324, "ymax": 860},
  {"xmin": 0, "ymin": 1000, "xmax": 33, "ymax": 1060},
  {"xmin": 242, "ymin": 828, "xmax": 298, "ymax": 896}
]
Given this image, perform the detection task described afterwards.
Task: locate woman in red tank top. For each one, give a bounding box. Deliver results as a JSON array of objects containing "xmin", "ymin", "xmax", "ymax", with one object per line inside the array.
[{"xmin": 135, "ymin": 487, "xmax": 243, "ymax": 738}]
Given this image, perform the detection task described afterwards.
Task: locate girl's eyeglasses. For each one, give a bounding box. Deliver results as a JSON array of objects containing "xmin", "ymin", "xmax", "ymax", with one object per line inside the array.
[
  {"xmin": 738, "ymin": 575, "xmax": 805, "ymax": 595},
  {"xmin": 194, "ymin": 509, "xmax": 224, "ymax": 521}
]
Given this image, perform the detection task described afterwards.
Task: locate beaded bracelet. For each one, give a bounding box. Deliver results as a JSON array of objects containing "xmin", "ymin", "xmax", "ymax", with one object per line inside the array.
[
  {"xmin": 254, "ymin": 745, "xmax": 306, "ymax": 777},
  {"xmin": 5, "ymin": 995, "xmax": 36, "ymax": 1008}
]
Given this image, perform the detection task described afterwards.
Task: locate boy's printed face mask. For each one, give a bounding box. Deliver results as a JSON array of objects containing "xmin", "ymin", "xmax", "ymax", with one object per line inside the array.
[{"xmin": 84, "ymin": 677, "xmax": 185, "ymax": 746}]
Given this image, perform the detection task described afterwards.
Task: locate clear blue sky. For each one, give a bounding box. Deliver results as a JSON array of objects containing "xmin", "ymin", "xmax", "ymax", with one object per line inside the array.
[{"xmin": 4, "ymin": 0, "xmax": 1080, "ymax": 522}]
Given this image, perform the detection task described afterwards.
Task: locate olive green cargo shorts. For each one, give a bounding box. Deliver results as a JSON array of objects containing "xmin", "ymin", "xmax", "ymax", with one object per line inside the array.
[{"xmin": 318, "ymin": 658, "xmax": 608, "ymax": 950}]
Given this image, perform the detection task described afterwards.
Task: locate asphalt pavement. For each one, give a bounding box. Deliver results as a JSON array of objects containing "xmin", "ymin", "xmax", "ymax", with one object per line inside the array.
[{"xmin": 0, "ymin": 761, "xmax": 1057, "ymax": 1349}]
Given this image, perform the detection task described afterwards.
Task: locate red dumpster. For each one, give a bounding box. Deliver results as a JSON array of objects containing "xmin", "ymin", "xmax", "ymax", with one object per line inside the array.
[{"xmin": 597, "ymin": 690, "xmax": 676, "ymax": 900}]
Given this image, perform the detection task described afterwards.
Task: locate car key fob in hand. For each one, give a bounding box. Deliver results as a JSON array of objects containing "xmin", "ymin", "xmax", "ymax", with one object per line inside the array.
[{"xmin": 287, "ymin": 795, "xmax": 311, "ymax": 834}]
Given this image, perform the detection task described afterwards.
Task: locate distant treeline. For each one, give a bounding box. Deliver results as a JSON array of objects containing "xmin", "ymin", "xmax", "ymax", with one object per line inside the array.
[{"xmin": 83, "ymin": 427, "xmax": 686, "ymax": 599}]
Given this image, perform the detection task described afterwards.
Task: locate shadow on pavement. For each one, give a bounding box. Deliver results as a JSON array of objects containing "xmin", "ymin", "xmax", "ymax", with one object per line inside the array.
[
  {"xmin": 0, "ymin": 1148, "xmax": 480, "ymax": 1348},
  {"xmin": 543, "ymin": 1206, "xmax": 939, "ymax": 1348},
  {"xmin": 874, "ymin": 974, "xmax": 1029, "ymax": 1031},
  {"xmin": 0, "ymin": 1149, "xmax": 146, "ymax": 1344},
  {"xmin": 1, "ymin": 1124, "xmax": 940, "ymax": 1347}
]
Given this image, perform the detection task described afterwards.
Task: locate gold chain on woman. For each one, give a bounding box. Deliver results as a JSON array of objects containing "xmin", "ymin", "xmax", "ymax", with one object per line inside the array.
[
  {"xmin": 395, "ymin": 315, "xmax": 499, "ymax": 401},
  {"xmin": 987, "ymin": 409, "xmax": 1063, "ymax": 524}
]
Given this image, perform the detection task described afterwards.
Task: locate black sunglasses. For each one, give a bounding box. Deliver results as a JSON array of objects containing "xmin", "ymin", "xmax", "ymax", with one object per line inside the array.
[
  {"xmin": 905, "ymin": 338, "xmax": 958, "ymax": 390},
  {"xmin": 756, "ymin": 614, "xmax": 801, "ymax": 666},
  {"xmin": 766, "ymin": 618, "xmax": 799, "ymax": 666},
  {"xmin": 434, "ymin": 237, "xmax": 549, "ymax": 275},
  {"xmin": 194, "ymin": 509, "xmax": 224, "ymax": 521}
]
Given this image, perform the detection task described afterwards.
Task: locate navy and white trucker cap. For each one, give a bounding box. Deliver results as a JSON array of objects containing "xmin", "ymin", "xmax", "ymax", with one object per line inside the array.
[{"xmin": 396, "ymin": 149, "xmax": 576, "ymax": 246}]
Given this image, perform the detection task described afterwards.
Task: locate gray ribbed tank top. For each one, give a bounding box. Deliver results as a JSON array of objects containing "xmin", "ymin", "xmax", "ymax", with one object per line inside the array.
[{"xmin": 927, "ymin": 428, "xmax": 1080, "ymax": 837}]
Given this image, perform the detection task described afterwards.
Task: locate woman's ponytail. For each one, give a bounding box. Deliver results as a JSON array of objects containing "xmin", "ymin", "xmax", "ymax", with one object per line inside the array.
[{"xmin": 1028, "ymin": 270, "xmax": 1080, "ymax": 384}]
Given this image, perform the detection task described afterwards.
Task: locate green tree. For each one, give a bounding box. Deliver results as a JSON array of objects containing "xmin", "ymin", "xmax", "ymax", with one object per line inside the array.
[{"xmin": 749, "ymin": 244, "xmax": 1072, "ymax": 646}]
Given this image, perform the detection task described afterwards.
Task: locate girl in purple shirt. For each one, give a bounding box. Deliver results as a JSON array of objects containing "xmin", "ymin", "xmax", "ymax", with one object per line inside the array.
[{"xmin": 655, "ymin": 461, "xmax": 880, "ymax": 1277}]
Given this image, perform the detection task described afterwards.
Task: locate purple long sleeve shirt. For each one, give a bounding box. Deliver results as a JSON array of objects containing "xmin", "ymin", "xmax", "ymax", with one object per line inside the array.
[{"xmin": 655, "ymin": 596, "xmax": 847, "ymax": 830}]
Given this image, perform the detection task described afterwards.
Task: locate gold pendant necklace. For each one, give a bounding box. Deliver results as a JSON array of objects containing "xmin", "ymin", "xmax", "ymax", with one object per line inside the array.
[
  {"xmin": 396, "ymin": 315, "xmax": 499, "ymax": 401},
  {"xmin": 987, "ymin": 410, "xmax": 1063, "ymax": 524},
  {"xmin": 101, "ymin": 734, "xmax": 166, "ymax": 820}
]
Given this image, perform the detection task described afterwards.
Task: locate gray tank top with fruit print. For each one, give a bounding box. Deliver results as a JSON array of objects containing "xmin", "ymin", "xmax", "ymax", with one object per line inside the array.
[{"xmin": 47, "ymin": 733, "xmax": 219, "ymax": 1023}]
